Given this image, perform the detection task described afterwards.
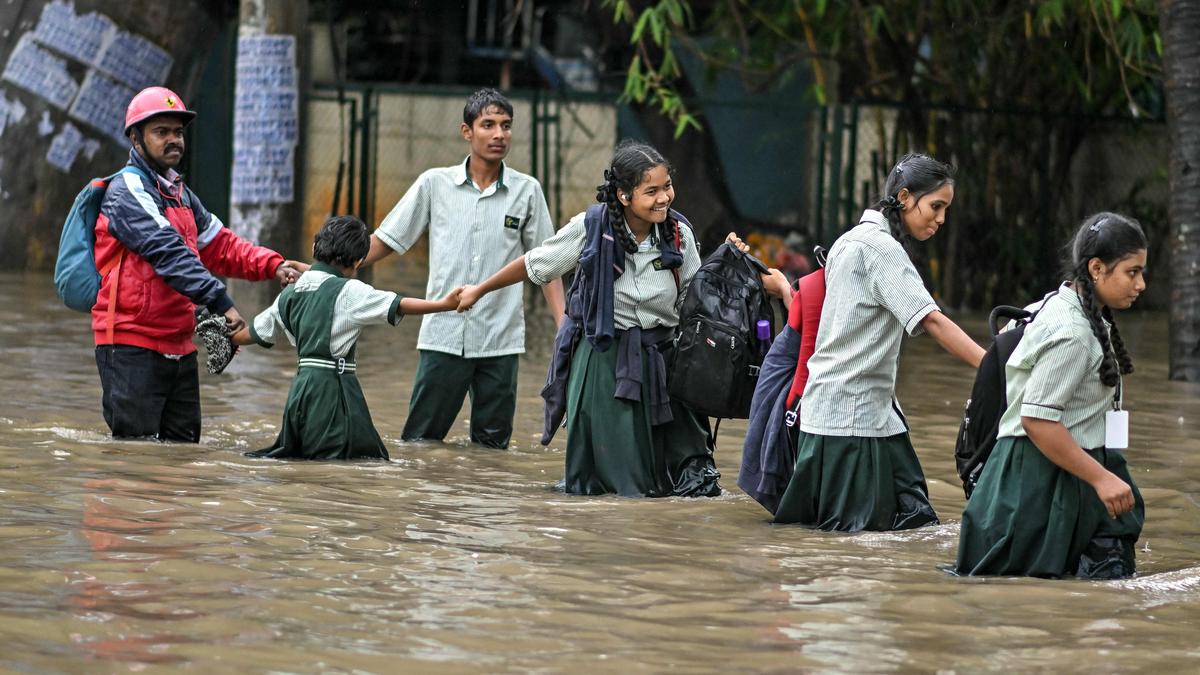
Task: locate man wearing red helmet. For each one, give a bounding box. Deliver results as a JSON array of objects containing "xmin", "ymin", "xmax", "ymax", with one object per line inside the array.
[{"xmin": 92, "ymin": 86, "xmax": 305, "ymax": 442}]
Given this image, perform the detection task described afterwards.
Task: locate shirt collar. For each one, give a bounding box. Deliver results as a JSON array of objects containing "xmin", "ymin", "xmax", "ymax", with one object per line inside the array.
[
  {"xmin": 311, "ymin": 261, "xmax": 344, "ymax": 278},
  {"xmin": 460, "ymin": 156, "xmax": 506, "ymax": 189},
  {"xmin": 859, "ymin": 209, "xmax": 889, "ymax": 233},
  {"xmin": 128, "ymin": 148, "xmax": 183, "ymax": 195}
]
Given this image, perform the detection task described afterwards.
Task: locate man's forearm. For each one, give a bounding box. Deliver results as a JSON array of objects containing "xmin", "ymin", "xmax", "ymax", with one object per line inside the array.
[{"xmin": 363, "ymin": 234, "xmax": 396, "ymax": 267}]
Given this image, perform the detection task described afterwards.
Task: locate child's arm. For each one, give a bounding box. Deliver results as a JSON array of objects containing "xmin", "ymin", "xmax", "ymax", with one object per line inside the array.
[
  {"xmin": 457, "ymin": 256, "xmax": 530, "ymax": 312},
  {"xmin": 401, "ymin": 286, "xmax": 463, "ymax": 316},
  {"xmin": 231, "ymin": 325, "xmax": 253, "ymax": 346}
]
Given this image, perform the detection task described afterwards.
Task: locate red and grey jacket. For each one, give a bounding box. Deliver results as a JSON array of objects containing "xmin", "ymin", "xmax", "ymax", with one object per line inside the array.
[{"xmin": 91, "ymin": 150, "xmax": 283, "ymax": 354}]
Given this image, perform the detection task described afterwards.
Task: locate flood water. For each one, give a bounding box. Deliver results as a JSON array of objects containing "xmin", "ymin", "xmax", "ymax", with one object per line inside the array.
[{"xmin": 2, "ymin": 266, "xmax": 1198, "ymax": 673}]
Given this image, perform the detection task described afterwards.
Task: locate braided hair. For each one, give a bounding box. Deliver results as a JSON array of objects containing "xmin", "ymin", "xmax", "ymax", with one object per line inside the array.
[
  {"xmin": 595, "ymin": 139, "xmax": 674, "ymax": 254},
  {"xmin": 1067, "ymin": 212, "xmax": 1147, "ymax": 387},
  {"xmin": 877, "ymin": 153, "xmax": 956, "ymax": 242}
]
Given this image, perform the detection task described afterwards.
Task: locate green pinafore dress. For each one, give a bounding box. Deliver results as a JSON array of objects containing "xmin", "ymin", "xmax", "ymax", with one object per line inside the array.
[{"xmin": 249, "ymin": 276, "xmax": 389, "ymax": 460}]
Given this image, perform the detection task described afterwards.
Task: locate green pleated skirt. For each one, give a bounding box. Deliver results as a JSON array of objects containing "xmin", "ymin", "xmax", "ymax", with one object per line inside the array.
[
  {"xmin": 955, "ymin": 436, "xmax": 1143, "ymax": 579},
  {"xmin": 563, "ymin": 339, "xmax": 721, "ymax": 497},
  {"xmin": 773, "ymin": 431, "xmax": 939, "ymax": 531},
  {"xmin": 249, "ymin": 368, "xmax": 389, "ymax": 461}
]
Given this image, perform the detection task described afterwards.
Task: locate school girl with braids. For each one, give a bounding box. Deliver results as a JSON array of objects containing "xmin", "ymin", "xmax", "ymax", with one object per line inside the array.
[
  {"xmin": 956, "ymin": 213, "xmax": 1147, "ymax": 579},
  {"xmin": 457, "ymin": 139, "xmax": 788, "ymax": 496},
  {"xmin": 772, "ymin": 153, "xmax": 985, "ymax": 531}
]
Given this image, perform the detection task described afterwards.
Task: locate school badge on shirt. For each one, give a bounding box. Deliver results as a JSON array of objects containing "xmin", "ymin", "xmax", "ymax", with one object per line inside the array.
[
  {"xmin": 652, "ymin": 257, "xmax": 665, "ymax": 270},
  {"xmin": 503, "ymin": 215, "xmax": 522, "ymax": 230}
]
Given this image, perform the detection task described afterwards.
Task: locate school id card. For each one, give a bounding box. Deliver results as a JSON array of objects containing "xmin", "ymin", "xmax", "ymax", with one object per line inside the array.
[{"xmin": 1105, "ymin": 410, "xmax": 1129, "ymax": 449}]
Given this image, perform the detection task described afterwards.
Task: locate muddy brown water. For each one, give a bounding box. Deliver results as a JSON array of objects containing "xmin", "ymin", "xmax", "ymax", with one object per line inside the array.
[{"xmin": 1, "ymin": 268, "xmax": 1198, "ymax": 673}]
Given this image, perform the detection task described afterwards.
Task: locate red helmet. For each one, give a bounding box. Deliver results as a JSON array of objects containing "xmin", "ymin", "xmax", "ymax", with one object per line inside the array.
[{"xmin": 123, "ymin": 86, "xmax": 197, "ymax": 135}]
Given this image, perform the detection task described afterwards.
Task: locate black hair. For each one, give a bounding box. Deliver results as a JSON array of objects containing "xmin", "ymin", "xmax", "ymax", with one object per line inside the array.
[
  {"xmin": 876, "ymin": 153, "xmax": 956, "ymax": 241},
  {"xmin": 595, "ymin": 139, "xmax": 674, "ymax": 253},
  {"xmin": 313, "ymin": 215, "xmax": 371, "ymax": 268},
  {"xmin": 463, "ymin": 88, "xmax": 514, "ymax": 126},
  {"xmin": 1066, "ymin": 211, "xmax": 1147, "ymax": 387}
]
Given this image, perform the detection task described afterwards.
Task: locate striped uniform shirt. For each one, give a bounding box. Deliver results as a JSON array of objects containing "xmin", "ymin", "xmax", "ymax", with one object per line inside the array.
[
  {"xmin": 374, "ymin": 157, "xmax": 554, "ymax": 358},
  {"xmin": 249, "ymin": 268, "xmax": 404, "ymax": 358},
  {"xmin": 997, "ymin": 283, "xmax": 1118, "ymax": 449},
  {"xmin": 524, "ymin": 210, "xmax": 701, "ymax": 329},
  {"xmin": 799, "ymin": 209, "xmax": 940, "ymax": 437}
]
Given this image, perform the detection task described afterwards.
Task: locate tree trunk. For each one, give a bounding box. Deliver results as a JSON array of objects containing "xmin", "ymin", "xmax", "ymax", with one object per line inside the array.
[{"xmin": 1161, "ymin": 0, "xmax": 1200, "ymax": 381}]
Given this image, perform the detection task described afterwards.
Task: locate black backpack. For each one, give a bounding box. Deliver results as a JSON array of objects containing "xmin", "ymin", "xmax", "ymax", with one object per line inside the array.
[
  {"xmin": 669, "ymin": 242, "xmax": 775, "ymax": 419},
  {"xmin": 955, "ymin": 299, "xmax": 1051, "ymax": 497}
]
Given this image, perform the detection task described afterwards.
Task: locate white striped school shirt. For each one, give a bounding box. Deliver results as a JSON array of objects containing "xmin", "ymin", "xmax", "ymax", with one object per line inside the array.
[
  {"xmin": 524, "ymin": 210, "xmax": 701, "ymax": 330},
  {"xmin": 250, "ymin": 267, "xmax": 403, "ymax": 359},
  {"xmin": 374, "ymin": 157, "xmax": 555, "ymax": 358},
  {"xmin": 799, "ymin": 210, "xmax": 940, "ymax": 437},
  {"xmin": 997, "ymin": 283, "xmax": 1118, "ymax": 449}
]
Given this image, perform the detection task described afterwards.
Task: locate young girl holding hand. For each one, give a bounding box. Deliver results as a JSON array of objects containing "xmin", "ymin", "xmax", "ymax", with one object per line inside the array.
[{"xmin": 457, "ymin": 140, "xmax": 782, "ymax": 497}]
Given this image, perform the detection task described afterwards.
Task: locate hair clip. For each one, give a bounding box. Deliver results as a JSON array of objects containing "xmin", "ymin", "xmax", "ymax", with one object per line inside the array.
[
  {"xmin": 894, "ymin": 163, "xmax": 904, "ymax": 174},
  {"xmin": 1089, "ymin": 221, "xmax": 1103, "ymax": 232}
]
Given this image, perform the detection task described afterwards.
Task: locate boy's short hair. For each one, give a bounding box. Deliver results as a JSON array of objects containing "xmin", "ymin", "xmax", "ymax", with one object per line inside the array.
[
  {"xmin": 313, "ymin": 215, "xmax": 370, "ymax": 268},
  {"xmin": 463, "ymin": 88, "xmax": 513, "ymax": 126}
]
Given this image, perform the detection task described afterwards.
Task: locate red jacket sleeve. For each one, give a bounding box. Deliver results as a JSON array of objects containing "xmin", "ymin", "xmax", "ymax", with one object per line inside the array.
[{"xmin": 199, "ymin": 227, "xmax": 284, "ymax": 281}]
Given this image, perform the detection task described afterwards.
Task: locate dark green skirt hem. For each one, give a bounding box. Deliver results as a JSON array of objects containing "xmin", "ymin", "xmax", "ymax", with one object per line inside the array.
[
  {"xmin": 563, "ymin": 339, "xmax": 720, "ymax": 498},
  {"xmin": 773, "ymin": 431, "xmax": 938, "ymax": 532},
  {"xmin": 955, "ymin": 436, "xmax": 1143, "ymax": 579},
  {"xmin": 251, "ymin": 369, "xmax": 389, "ymax": 461}
]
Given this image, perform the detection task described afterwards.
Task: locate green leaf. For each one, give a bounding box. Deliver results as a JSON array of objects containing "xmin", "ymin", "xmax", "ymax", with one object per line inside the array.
[
  {"xmin": 632, "ymin": 11, "xmax": 651, "ymax": 43},
  {"xmin": 1111, "ymin": 0, "xmax": 1122, "ymax": 20},
  {"xmin": 666, "ymin": 0, "xmax": 685, "ymax": 26}
]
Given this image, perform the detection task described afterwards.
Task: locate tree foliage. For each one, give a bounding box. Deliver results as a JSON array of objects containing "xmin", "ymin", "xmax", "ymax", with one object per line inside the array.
[{"xmin": 604, "ymin": 0, "xmax": 1165, "ymax": 311}]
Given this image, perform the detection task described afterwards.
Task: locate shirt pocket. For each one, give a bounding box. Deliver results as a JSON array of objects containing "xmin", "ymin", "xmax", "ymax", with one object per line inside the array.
[{"xmin": 500, "ymin": 201, "xmax": 530, "ymax": 239}]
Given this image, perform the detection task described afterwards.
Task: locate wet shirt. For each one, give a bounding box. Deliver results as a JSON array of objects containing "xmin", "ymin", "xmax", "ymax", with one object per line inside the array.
[
  {"xmin": 374, "ymin": 157, "xmax": 554, "ymax": 358},
  {"xmin": 799, "ymin": 210, "xmax": 939, "ymax": 437},
  {"xmin": 524, "ymin": 210, "xmax": 701, "ymax": 330},
  {"xmin": 249, "ymin": 265, "xmax": 404, "ymax": 359},
  {"xmin": 998, "ymin": 284, "xmax": 1117, "ymax": 449}
]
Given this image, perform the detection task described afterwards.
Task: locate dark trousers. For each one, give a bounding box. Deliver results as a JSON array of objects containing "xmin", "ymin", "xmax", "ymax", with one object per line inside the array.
[
  {"xmin": 95, "ymin": 345, "xmax": 202, "ymax": 442},
  {"xmin": 401, "ymin": 350, "xmax": 518, "ymax": 449}
]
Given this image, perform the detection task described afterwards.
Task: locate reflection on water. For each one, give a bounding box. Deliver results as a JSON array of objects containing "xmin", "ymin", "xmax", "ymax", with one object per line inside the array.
[{"xmin": 1, "ymin": 270, "xmax": 1198, "ymax": 671}]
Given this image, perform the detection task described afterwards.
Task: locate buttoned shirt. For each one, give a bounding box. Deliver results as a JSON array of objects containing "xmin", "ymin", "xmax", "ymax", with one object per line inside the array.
[
  {"xmin": 524, "ymin": 210, "xmax": 701, "ymax": 329},
  {"xmin": 997, "ymin": 283, "xmax": 1118, "ymax": 449},
  {"xmin": 799, "ymin": 210, "xmax": 940, "ymax": 437},
  {"xmin": 374, "ymin": 157, "xmax": 554, "ymax": 357}
]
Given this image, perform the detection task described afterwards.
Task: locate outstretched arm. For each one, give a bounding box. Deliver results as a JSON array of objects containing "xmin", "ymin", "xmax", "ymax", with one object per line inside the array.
[
  {"xmin": 921, "ymin": 310, "xmax": 985, "ymax": 368},
  {"xmin": 402, "ymin": 287, "xmax": 463, "ymax": 316},
  {"xmin": 458, "ymin": 256, "xmax": 531, "ymax": 312}
]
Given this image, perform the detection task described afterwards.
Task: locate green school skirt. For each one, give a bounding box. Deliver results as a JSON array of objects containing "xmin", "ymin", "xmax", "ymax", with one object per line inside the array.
[
  {"xmin": 563, "ymin": 339, "xmax": 721, "ymax": 497},
  {"xmin": 249, "ymin": 367, "xmax": 389, "ymax": 461},
  {"xmin": 773, "ymin": 432, "xmax": 939, "ymax": 531},
  {"xmin": 955, "ymin": 436, "xmax": 1143, "ymax": 579}
]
